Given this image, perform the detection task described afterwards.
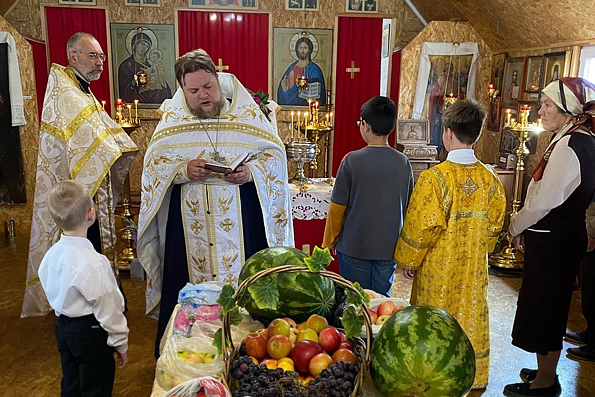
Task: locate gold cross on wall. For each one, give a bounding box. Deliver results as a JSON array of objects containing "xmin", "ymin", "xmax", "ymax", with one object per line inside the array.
[
  {"xmin": 216, "ymin": 58, "xmax": 229, "ymax": 72},
  {"xmin": 345, "ymin": 61, "xmax": 360, "ymax": 79}
]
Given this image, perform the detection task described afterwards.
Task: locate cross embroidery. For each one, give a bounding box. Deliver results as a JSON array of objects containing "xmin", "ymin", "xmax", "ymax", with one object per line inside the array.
[
  {"xmin": 216, "ymin": 58, "xmax": 229, "ymax": 72},
  {"xmin": 461, "ymin": 177, "xmax": 479, "ymax": 197},
  {"xmin": 220, "ymin": 218, "xmax": 235, "ymax": 232},
  {"xmin": 345, "ymin": 61, "xmax": 361, "ymax": 79}
]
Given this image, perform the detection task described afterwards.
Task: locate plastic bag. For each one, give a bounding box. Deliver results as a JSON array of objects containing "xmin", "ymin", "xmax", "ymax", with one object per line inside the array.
[
  {"xmin": 162, "ymin": 376, "xmax": 231, "ymax": 397},
  {"xmin": 363, "ymin": 297, "xmax": 410, "ymax": 337},
  {"xmin": 178, "ymin": 282, "xmax": 226, "ymax": 306}
]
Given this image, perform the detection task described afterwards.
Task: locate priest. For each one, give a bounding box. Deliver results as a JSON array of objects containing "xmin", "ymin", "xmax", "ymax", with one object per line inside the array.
[
  {"xmin": 21, "ymin": 32, "xmax": 138, "ymax": 317},
  {"xmin": 137, "ymin": 49, "xmax": 294, "ymax": 356}
]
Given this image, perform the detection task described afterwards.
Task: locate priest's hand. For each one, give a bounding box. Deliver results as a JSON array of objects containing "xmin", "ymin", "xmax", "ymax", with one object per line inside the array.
[
  {"xmin": 187, "ymin": 159, "xmax": 211, "ymax": 180},
  {"xmin": 224, "ymin": 165, "xmax": 251, "ymax": 185},
  {"xmin": 115, "ymin": 351, "xmax": 129, "ymax": 369},
  {"xmin": 402, "ymin": 268, "xmax": 415, "ymax": 280}
]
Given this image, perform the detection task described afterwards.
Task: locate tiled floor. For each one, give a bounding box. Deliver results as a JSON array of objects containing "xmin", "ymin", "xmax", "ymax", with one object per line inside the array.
[{"xmin": 1, "ymin": 235, "xmax": 593, "ymax": 396}]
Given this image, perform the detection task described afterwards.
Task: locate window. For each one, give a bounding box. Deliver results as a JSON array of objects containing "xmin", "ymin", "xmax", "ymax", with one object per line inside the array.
[{"xmin": 579, "ymin": 45, "xmax": 595, "ymax": 84}]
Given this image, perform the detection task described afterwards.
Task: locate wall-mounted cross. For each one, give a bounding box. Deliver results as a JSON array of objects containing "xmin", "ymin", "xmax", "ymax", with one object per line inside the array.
[
  {"xmin": 345, "ymin": 61, "xmax": 361, "ymax": 79},
  {"xmin": 216, "ymin": 58, "xmax": 229, "ymax": 72}
]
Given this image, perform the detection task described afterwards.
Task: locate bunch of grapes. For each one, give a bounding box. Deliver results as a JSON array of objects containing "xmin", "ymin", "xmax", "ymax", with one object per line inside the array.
[
  {"xmin": 229, "ymin": 356, "xmax": 307, "ymax": 397},
  {"xmin": 305, "ymin": 361, "xmax": 359, "ymax": 397}
]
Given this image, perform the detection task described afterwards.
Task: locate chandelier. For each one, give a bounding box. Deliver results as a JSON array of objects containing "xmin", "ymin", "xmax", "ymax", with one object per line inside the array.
[{"xmin": 443, "ymin": 42, "xmax": 461, "ymax": 108}]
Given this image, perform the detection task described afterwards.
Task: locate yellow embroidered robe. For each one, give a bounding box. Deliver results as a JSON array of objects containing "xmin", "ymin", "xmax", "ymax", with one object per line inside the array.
[{"xmin": 394, "ymin": 161, "xmax": 506, "ymax": 389}]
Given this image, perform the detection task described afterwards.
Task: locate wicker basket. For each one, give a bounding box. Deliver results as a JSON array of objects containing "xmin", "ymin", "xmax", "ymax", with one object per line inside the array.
[{"xmin": 221, "ymin": 265, "xmax": 374, "ymax": 397}]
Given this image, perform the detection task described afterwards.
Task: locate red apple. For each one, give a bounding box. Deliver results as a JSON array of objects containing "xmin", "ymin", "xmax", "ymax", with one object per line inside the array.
[
  {"xmin": 331, "ymin": 348, "xmax": 357, "ymax": 364},
  {"xmin": 268, "ymin": 318, "xmax": 291, "ymax": 338},
  {"xmin": 283, "ymin": 317, "xmax": 298, "ymax": 328},
  {"xmin": 245, "ymin": 330, "xmax": 268, "ymax": 360},
  {"xmin": 318, "ymin": 327, "xmax": 341, "ymax": 352},
  {"xmin": 368, "ymin": 309, "xmax": 378, "ymax": 324},
  {"xmin": 377, "ymin": 301, "xmax": 398, "ymax": 316},
  {"xmin": 267, "ymin": 334, "xmax": 292, "ymax": 359},
  {"xmin": 196, "ymin": 392, "xmax": 207, "ymax": 397},
  {"xmin": 339, "ymin": 342, "xmax": 353, "ymax": 351},
  {"xmin": 291, "ymin": 340, "xmax": 324, "ymax": 373},
  {"xmin": 309, "ymin": 352, "xmax": 333, "ymax": 376},
  {"xmin": 339, "ymin": 331, "xmax": 346, "ymax": 343},
  {"xmin": 306, "ymin": 314, "xmax": 329, "ymax": 334},
  {"xmin": 393, "ymin": 305, "xmax": 405, "ymax": 314}
]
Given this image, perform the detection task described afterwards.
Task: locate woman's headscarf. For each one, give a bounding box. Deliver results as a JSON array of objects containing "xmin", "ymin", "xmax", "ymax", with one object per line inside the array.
[{"xmin": 533, "ymin": 77, "xmax": 595, "ymax": 181}]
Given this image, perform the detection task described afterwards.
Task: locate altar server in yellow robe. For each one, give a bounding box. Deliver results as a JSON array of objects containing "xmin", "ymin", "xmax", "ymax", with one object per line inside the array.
[{"xmin": 394, "ymin": 99, "xmax": 506, "ymax": 389}]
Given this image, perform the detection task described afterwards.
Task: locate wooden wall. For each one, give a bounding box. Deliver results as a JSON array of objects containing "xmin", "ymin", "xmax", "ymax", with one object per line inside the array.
[
  {"xmin": 0, "ymin": 14, "xmax": 39, "ymax": 232},
  {"xmin": 397, "ymin": 21, "xmax": 495, "ymax": 163}
]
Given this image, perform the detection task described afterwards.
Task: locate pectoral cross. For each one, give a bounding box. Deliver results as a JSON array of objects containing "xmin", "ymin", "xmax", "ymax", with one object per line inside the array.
[
  {"xmin": 216, "ymin": 58, "xmax": 229, "ymax": 72},
  {"xmin": 345, "ymin": 61, "xmax": 361, "ymax": 79}
]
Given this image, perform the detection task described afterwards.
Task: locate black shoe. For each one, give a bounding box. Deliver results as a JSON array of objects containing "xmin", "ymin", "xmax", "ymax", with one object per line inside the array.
[
  {"xmin": 564, "ymin": 329, "xmax": 586, "ymax": 346},
  {"xmin": 567, "ymin": 346, "xmax": 595, "ymax": 362},
  {"xmin": 503, "ymin": 376, "xmax": 561, "ymax": 397},
  {"xmin": 519, "ymin": 368, "xmax": 537, "ymax": 382}
]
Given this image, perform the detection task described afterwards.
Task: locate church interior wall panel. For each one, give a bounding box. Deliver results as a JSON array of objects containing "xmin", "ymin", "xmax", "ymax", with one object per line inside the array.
[
  {"xmin": 398, "ymin": 21, "xmax": 495, "ymax": 163},
  {"xmin": 0, "ymin": 15, "xmax": 39, "ymax": 232}
]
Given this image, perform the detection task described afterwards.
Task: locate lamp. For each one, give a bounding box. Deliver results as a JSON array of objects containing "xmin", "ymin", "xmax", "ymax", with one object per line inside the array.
[{"xmin": 443, "ymin": 43, "xmax": 461, "ymax": 108}]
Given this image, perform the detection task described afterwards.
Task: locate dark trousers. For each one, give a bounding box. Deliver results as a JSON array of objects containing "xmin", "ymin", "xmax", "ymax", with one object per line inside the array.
[
  {"xmin": 581, "ymin": 250, "xmax": 595, "ymax": 349},
  {"xmin": 55, "ymin": 314, "xmax": 115, "ymax": 397}
]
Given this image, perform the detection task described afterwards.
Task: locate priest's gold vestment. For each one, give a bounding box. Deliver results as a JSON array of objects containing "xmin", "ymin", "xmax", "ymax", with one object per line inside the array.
[{"xmin": 394, "ymin": 161, "xmax": 506, "ymax": 388}]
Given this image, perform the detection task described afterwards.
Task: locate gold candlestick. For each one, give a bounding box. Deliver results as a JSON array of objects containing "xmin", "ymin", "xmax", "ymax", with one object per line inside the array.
[
  {"xmin": 127, "ymin": 104, "xmax": 132, "ymax": 123},
  {"xmin": 134, "ymin": 99, "xmax": 139, "ymax": 124},
  {"xmin": 291, "ymin": 111, "xmax": 294, "ymax": 139},
  {"xmin": 490, "ymin": 123, "xmax": 543, "ymax": 269}
]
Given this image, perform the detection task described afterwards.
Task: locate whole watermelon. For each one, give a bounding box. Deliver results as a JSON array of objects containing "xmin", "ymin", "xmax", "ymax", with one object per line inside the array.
[
  {"xmin": 370, "ymin": 305, "xmax": 476, "ymax": 397},
  {"xmin": 238, "ymin": 246, "xmax": 335, "ymax": 323}
]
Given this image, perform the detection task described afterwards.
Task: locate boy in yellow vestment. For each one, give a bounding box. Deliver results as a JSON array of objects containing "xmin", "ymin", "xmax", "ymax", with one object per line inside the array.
[{"xmin": 394, "ymin": 99, "xmax": 506, "ymax": 389}]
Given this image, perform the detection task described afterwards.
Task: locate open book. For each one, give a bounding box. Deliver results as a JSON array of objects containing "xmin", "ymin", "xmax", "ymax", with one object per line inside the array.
[{"xmin": 203, "ymin": 152, "xmax": 251, "ymax": 174}]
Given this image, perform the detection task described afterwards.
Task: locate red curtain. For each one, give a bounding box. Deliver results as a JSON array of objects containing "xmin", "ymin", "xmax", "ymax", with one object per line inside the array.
[
  {"xmin": 332, "ymin": 17, "xmax": 383, "ymax": 175},
  {"xmin": 177, "ymin": 11, "xmax": 269, "ymax": 93},
  {"xmin": 44, "ymin": 7, "xmax": 110, "ymax": 107},
  {"xmin": 388, "ymin": 50, "xmax": 402, "ymax": 148},
  {"xmin": 26, "ymin": 37, "xmax": 48, "ymax": 118}
]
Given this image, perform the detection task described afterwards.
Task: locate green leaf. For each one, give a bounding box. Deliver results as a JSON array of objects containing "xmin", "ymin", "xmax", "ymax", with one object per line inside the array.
[
  {"xmin": 230, "ymin": 307, "xmax": 243, "ymax": 326},
  {"xmin": 345, "ymin": 282, "xmax": 370, "ymax": 307},
  {"xmin": 236, "ymin": 288, "xmax": 251, "ymax": 309},
  {"xmin": 247, "ymin": 275, "xmax": 279, "ymax": 310},
  {"xmin": 303, "ymin": 246, "xmax": 332, "ymax": 272},
  {"xmin": 272, "ymin": 251, "xmax": 304, "ymax": 268},
  {"xmin": 342, "ymin": 306, "xmax": 365, "ymax": 339},
  {"xmin": 277, "ymin": 272, "xmax": 297, "ymax": 289},
  {"xmin": 212, "ymin": 328, "xmax": 232, "ymax": 357},
  {"xmin": 217, "ymin": 284, "xmax": 237, "ymax": 314}
]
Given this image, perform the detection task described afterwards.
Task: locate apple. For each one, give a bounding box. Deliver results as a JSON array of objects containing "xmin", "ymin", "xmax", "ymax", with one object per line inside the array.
[
  {"xmin": 290, "ymin": 340, "xmax": 324, "ymax": 373},
  {"xmin": 368, "ymin": 309, "xmax": 378, "ymax": 324},
  {"xmin": 283, "ymin": 317, "xmax": 298, "ymax": 328},
  {"xmin": 377, "ymin": 301, "xmax": 398, "ymax": 316},
  {"xmin": 176, "ymin": 349, "xmax": 189, "ymax": 359},
  {"xmin": 393, "ymin": 305, "xmax": 405, "ymax": 314},
  {"xmin": 306, "ymin": 314, "xmax": 329, "ymax": 334},
  {"xmin": 261, "ymin": 358, "xmax": 278, "ymax": 369},
  {"xmin": 245, "ymin": 330, "xmax": 268, "ymax": 360},
  {"xmin": 289, "ymin": 328, "xmax": 299, "ymax": 344},
  {"xmin": 203, "ymin": 353, "xmax": 214, "ymax": 364},
  {"xmin": 197, "ymin": 392, "xmax": 207, "ymax": 397},
  {"xmin": 268, "ymin": 318, "xmax": 291, "ymax": 338},
  {"xmin": 267, "ymin": 334, "xmax": 293, "ymax": 359},
  {"xmin": 376, "ymin": 314, "xmax": 390, "ymax": 326},
  {"xmin": 331, "ymin": 348, "xmax": 357, "ymax": 364},
  {"xmin": 277, "ymin": 360, "xmax": 295, "ymax": 372},
  {"xmin": 278, "ymin": 357, "xmax": 294, "ymax": 365},
  {"xmin": 318, "ymin": 326, "xmax": 341, "ymax": 352},
  {"xmin": 297, "ymin": 328, "xmax": 319, "ymax": 343},
  {"xmin": 309, "ymin": 352, "xmax": 333, "ymax": 377},
  {"xmin": 297, "ymin": 322, "xmax": 308, "ymax": 331},
  {"xmin": 339, "ymin": 342, "xmax": 353, "ymax": 351},
  {"xmin": 186, "ymin": 353, "xmax": 204, "ymax": 363},
  {"xmin": 339, "ymin": 331, "xmax": 346, "ymax": 343}
]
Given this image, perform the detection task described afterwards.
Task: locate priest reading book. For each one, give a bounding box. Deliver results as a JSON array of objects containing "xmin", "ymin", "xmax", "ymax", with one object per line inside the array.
[{"xmin": 203, "ymin": 152, "xmax": 251, "ymax": 174}]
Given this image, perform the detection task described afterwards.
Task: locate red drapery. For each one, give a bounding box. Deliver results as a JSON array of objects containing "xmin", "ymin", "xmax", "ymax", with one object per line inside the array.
[
  {"xmin": 177, "ymin": 11, "xmax": 269, "ymax": 93},
  {"xmin": 26, "ymin": 37, "xmax": 48, "ymax": 118},
  {"xmin": 44, "ymin": 7, "xmax": 111, "ymax": 108},
  {"xmin": 332, "ymin": 17, "xmax": 383, "ymax": 175}
]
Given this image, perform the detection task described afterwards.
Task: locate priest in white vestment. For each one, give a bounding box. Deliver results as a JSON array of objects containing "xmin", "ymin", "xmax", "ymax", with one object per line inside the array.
[{"xmin": 137, "ymin": 49, "xmax": 293, "ymax": 355}]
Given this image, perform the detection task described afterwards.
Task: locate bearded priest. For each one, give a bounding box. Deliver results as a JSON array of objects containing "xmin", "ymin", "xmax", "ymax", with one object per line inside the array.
[
  {"xmin": 21, "ymin": 32, "xmax": 139, "ymax": 317},
  {"xmin": 137, "ymin": 49, "xmax": 294, "ymax": 357}
]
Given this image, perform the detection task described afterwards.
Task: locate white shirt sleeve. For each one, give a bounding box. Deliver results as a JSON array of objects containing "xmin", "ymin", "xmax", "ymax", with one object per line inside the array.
[
  {"xmin": 78, "ymin": 258, "xmax": 129, "ymax": 354},
  {"xmin": 510, "ymin": 135, "xmax": 581, "ymax": 236}
]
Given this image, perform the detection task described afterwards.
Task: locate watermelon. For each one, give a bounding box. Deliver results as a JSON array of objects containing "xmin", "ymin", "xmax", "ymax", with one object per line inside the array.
[
  {"xmin": 370, "ymin": 305, "xmax": 476, "ymax": 397},
  {"xmin": 238, "ymin": 246, "xmax": 335, "ymax": 323}
]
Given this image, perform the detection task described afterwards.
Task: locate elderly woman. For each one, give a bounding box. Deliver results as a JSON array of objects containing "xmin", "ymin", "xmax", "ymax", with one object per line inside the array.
[{"xmin": 504, "ymin": 77, "xmax": 595, "ymax": 397}]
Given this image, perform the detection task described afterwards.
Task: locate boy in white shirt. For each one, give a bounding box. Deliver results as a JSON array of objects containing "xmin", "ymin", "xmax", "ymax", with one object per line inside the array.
[{"xmin": 39, "ymin": 180, "xmax": 129, "ymax": 396}]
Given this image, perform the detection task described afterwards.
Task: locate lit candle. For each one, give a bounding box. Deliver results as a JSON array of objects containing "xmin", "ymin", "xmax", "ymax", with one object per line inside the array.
[
  {"xmin": 291, "ymin": 111, "xmax": 294, "ymax": 139},
  {"xmin": 297, "ymin": 111, "xmax": 301, "ymax": 127},
  {"xmin": 315, "ymin": 101, "xmax": 319, "ymax": 124},
  {"xmin": 101, "ymin": 100, "xmax": 106, "ymax": 110},
  {"xmin": 304, "ymin": 112, "xmax": 309, "ymax": 139},
  {"xmin": 127, "ymin": 104, "xmax": 132, "ymax": 122},
  {"xmin": 330, "ymin": 112, "xmax": 333, "ymax": 126},
  {"xmin": 326, "ymin": 113, "xmax": 329, "ymax": 125},
  {"xmin": 134, "ymin": 99, "xmax": 139, "ymax": 123},
  {"xmin": 506, "ymin": 109, "xmax": 511, "ymax": 126},
  {"xmin": 488, "ymin": 84, "xmax": 495, "ymax": 90}
]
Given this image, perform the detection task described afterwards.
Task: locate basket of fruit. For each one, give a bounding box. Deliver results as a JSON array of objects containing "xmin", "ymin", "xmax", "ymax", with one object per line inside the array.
[{"xmin": 216, "ymin": 247, "xmax": 373, "ymax": 397}]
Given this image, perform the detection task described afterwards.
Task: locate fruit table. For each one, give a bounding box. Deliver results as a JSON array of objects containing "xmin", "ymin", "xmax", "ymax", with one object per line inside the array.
[{"xmin": 289, "ymin": 178, "xmax": 339, "ymax": 274}]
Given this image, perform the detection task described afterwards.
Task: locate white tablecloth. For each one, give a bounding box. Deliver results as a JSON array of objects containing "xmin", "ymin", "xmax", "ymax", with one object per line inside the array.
[{"xmin": 289, "ymin": 178, "xmax": 334, "ymax": 220}]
